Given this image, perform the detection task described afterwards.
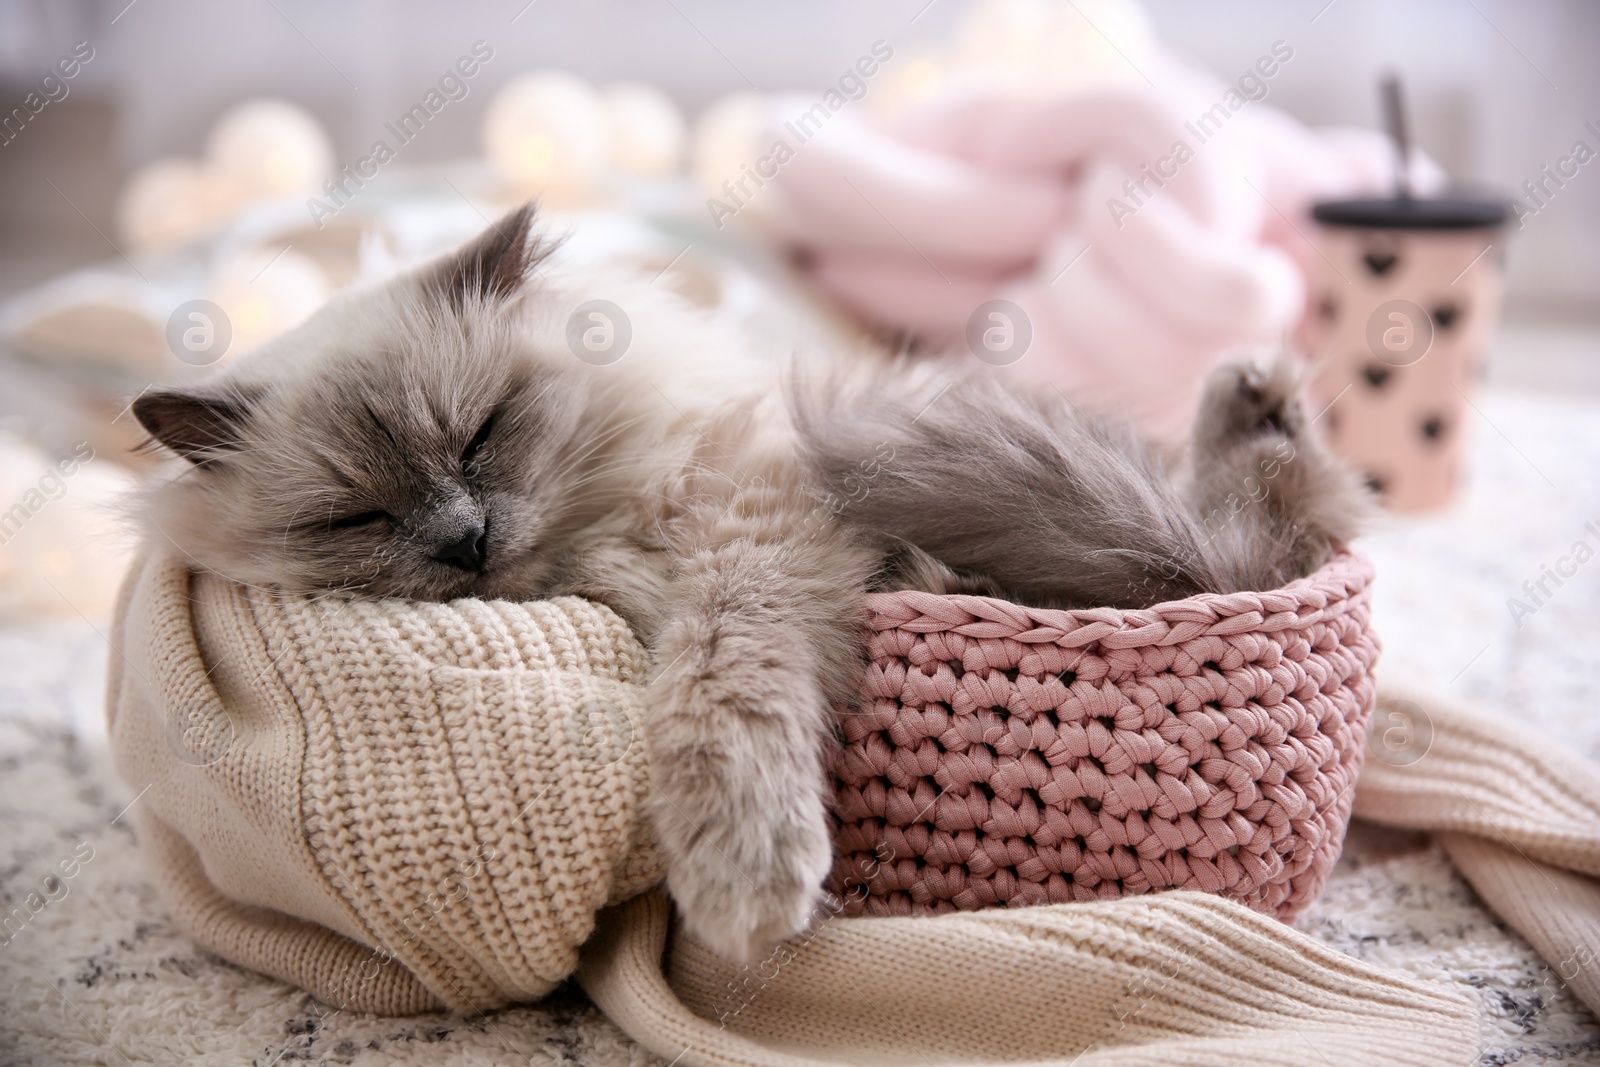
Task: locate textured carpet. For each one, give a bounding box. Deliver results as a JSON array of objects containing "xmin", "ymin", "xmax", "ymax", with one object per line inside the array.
[{"xmin": 2, "ymin": 389, "xmax": 1598, "ymax": 1065}]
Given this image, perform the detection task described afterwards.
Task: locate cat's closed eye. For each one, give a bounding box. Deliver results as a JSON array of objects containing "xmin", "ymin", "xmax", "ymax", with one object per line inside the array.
[
  {"xmin": 461, "ymin": 414, "xmax": 495, "ymax": 472},
  {"xmin": 327, "ymin": 510, "xmax": 389, "ymax": 530}
]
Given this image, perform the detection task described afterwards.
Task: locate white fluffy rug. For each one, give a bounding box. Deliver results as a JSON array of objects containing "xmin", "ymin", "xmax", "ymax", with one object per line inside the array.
[{"xmin": 2, "ymin": 390, "xmax": 1599, "ymax": 1065}]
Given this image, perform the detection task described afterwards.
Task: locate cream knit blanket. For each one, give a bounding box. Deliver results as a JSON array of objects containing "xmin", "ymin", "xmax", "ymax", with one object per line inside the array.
[{"xmin": 106, "ymin": 551, "xmax": 1600, "ymax": 1066}]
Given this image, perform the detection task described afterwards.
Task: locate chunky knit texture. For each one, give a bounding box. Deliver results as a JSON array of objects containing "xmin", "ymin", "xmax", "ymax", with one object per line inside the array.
[
  {"xmin": 830, "ymin": 550, "xmax": 1375, "ymax": 919},
  {"xmin": 105, "ymin": 551, "xmax": 1600, "ymax": 1065}
]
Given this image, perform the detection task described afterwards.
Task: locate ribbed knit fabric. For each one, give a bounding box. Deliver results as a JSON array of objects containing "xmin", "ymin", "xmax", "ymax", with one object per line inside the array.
[
  {"xmin": 105, "ymin": 554, "xmax": 1600, "ymax": 1065},
  {"xmin": 106, "ymin": 552, "xmax": 661, "ymax": 1013},
  {"xmin": 582, "ymin": 889, "xmax": 1479, "ymax": 1067},
  {"xmin": 1353, "ymin": 687, "xmax": 1600, "ymax": 1029},
  {"xmin": 1353, "ymin": 688, "xmax": 1600, "ymax": 877},
  {"xmin": 1439, "ymin": 833, "xmax": 1600, "ymax": 1023}
]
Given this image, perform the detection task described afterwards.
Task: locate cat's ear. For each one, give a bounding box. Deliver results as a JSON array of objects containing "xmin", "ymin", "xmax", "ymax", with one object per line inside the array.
[
  {"xmin": 132, "ymin": 386, "xmax": 259, "ymax": 465},
  {"xmin": 431, "ymin": 203, "xmax": 554, "ymax": 312}
]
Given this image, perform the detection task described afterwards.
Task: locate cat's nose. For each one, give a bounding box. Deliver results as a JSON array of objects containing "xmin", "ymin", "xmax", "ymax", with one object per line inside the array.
[{"xmin": 431, "ymin": 524, "xmax": 488, "ymax": 572}]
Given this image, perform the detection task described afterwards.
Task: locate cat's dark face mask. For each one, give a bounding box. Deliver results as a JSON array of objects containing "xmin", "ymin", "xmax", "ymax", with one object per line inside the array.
[{"xmin": 131, "ymin": 205, "xmax": 621, "ymax": 603}]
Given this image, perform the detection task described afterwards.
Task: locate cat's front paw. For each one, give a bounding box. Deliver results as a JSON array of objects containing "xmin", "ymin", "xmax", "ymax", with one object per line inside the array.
[{"xmin": 654, "ymin": 786, "xmax": 835, "ymax": 964}]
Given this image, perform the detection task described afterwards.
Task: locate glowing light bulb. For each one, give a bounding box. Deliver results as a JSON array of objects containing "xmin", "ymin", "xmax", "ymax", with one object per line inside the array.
[
  {"xmin": 208, "ymin": 249, "xmax": 331, "ymax": 356},
  {"xmin": 516, "ymin": 133, "xmax": 558, "ymax": 176},
  {"xmin": 484, "ymin": 72, "xmax": 609, "ymax": 192},
  {"xmin": 0, "ymin": 440, "xmax": 136, "ymax": 622},
  {"xmin": 691, "ymin": 92, "xmax": 766, "ymax": 198},
  {"xmin": 602, "ymin": 81, "xmax": 686, "ymax": 176},
  {"xmin": 116, "ymin": 158, "xmax": 237, "ymax": 251},
  {"xmin": 206, "ymin": 98, "xmax": 334, "ymax": 200}
]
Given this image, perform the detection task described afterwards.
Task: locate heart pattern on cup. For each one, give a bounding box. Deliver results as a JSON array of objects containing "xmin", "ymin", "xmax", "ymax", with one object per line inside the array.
[{"xmin": 1363, "ymin": 252, "xmax": 1399, "ymax": 275}]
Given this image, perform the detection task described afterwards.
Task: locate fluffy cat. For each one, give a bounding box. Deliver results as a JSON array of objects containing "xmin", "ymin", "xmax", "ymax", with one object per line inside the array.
[{"xmin": 132, "ymin": 205, "xmax": 1367, "ymax": 962}]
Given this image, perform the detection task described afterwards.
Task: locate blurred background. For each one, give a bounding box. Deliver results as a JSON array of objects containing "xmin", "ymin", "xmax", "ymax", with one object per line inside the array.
[
  {"xmin": 0, "ymin": 0, "xmax": 1594, "ymax": 624},
  {"xmin": 2, "ymin": 0, "xmax": 1595, "ymax": 306},
  {"xmin": 0, "ymin": 6, "xmax": 1598, "ymax": 1059}
]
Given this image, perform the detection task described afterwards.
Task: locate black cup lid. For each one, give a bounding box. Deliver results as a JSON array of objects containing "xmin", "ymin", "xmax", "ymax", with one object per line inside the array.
[{"xmin": 1312, "ymin": 194, "xmax": 1507, "ymax": 230}]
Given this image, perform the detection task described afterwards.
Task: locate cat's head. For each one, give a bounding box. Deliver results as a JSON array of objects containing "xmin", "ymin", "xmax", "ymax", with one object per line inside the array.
[{"xmin": 132, "ymin": 205, "xmax": 632, "ymax": 602}]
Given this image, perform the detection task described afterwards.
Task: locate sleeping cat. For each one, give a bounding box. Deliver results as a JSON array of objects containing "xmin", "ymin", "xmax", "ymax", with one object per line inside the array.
[{"xmin": 131, "ymin": 205, "xmax": 1367, "ymax": 963}]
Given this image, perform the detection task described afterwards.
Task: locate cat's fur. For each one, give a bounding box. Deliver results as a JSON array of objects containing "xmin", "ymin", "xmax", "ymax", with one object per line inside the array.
[
  {"xmin": 800, "ymin": 354, "xmax": 1362, "ymax": 608},
  {"xmin": 132, "ymin": 206, "xmax": 1368, "ymax": 962}
]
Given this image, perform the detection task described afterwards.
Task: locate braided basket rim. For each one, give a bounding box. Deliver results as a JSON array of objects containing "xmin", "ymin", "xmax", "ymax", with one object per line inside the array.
[{"xmin": 860, "ymin": 549, "xmax": 1374, "ymax": 648}]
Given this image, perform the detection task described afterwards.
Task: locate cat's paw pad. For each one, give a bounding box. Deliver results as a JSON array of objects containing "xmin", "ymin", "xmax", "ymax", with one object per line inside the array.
[
  {"xmin": 1200, "ymin": 358, "xmax": 1308, "ymax": 443},
  {"xmin": 663, "ymin": 813, "xmax": 834, "ymax": 964}
]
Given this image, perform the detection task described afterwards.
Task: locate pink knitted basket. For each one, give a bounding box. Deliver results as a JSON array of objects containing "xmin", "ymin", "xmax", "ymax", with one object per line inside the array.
[{"xmin": 827, "ymin": 549, "xmax": 1378, "ymax": 921}]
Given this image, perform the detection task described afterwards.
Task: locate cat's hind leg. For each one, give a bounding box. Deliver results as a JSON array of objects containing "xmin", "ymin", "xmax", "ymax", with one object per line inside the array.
[{"xmin": 1187, "ymin": 356, "xmax": 1372, "ymax": 591}]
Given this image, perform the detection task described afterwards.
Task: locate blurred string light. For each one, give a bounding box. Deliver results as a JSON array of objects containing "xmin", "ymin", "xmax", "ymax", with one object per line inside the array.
[
  {"xmin": 116, "ymin": 97, "xmax": 334, "ymax": 253},
  {"xmin": 205, "ymin": 99, "xmax": 334, "ymax": 201},
  {"xmin": 485, "ymin": 72, "xmax": 610, "ymax": 193},
  {"xmin": 483, "ymin": 72, "xmax": 686, "ymax": 195},
  {"xmin": 83, "ymin": 74, "xmax": 692, "ymax": 371},
  {"xmin": 115, "ymin": 159, "xmax": 237, "ymax": 252},
  {"xmin": 207, "ymin": 248, "xmax": 332, "ymax": 355},
  {"xmin": 946, "ymin": 0, "xmax": 1155, "ymax": 91},
  {"xmin": 690, "ymin": 92, "xmax": 769, "ymax": 220},
  {"xmin": 688, "ymin": 0, "xmax": 1157, "ymax": 209},
  {"xmin": 0, "ymin": 437, "xmax": 135, "ymax": 622},
  {"xmin": 107, "ymin": 98, "xmax": 339, "ymax": 360},
  {"xmin": 603, "ymin": 82, "xmax": 688, "ymax": 176}
]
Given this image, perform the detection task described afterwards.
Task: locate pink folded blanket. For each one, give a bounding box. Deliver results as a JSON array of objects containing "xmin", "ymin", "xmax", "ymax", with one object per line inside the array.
[{"xmin": 742, "ymin": 67, "xmax": 1442, "ymax": 433}]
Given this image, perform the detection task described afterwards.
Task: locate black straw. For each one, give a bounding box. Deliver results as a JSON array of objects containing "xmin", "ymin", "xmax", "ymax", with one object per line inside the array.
[{"xmin": 1380, "ymin": 73, "xmax": 1413, "ymax": 199}]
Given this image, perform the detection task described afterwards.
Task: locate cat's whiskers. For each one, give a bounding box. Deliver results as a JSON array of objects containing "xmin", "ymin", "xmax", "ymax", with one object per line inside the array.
[
  {"xmin": 560, "ymin": 458, "xmax": 656, "ymax": 496},
  {"xmin": 280, "ymin": 501, "xmax": 311, "ymax": 552},
  {"xmin": 538, "ymin": 413, "xmax": 657, "ymax": 484}
]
